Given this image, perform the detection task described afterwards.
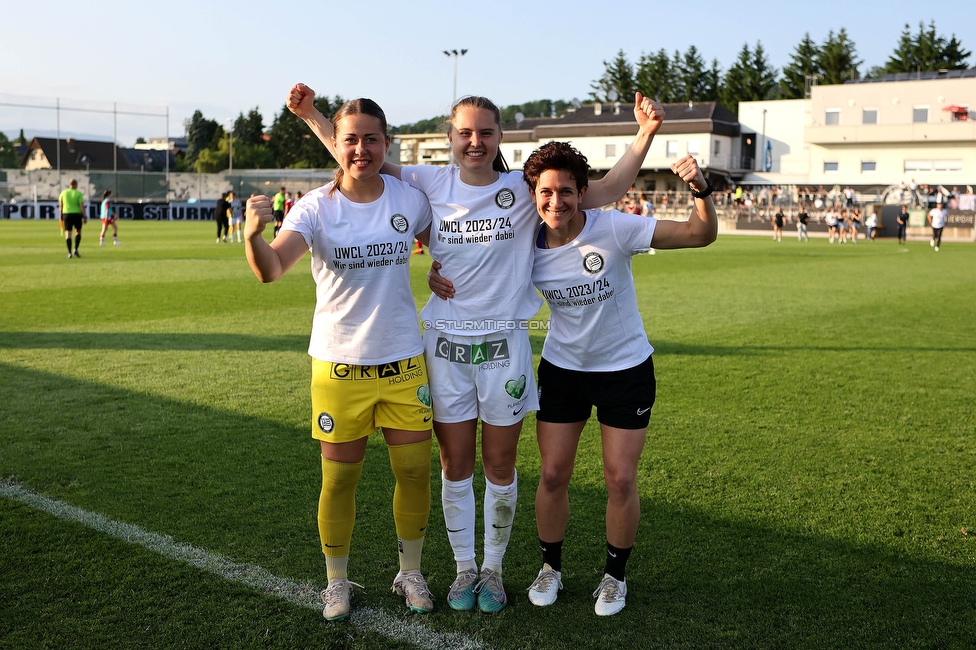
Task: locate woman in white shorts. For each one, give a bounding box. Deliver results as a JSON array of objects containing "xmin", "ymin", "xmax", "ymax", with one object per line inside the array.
[
  {"xmin": 520, "ymin": 142, "xmax": 717, "ymax": 616},
  {"xmin": 244, "ymin": 98, "xmax": 436, "ymax": 622},
  {"xmin": 288, "ymin": 83, "xmax": 663, "ymax": 611}
]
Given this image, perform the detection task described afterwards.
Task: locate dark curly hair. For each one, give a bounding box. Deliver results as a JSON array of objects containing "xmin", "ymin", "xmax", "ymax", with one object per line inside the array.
[{"xmin": 522, "ymin": 141, "xmax": 589, "ymax": 193}]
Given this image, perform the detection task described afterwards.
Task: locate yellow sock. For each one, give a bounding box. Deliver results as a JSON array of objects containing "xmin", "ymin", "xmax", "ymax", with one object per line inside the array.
[
  {"xmin": 317, "ymin": 456, "xmax": 363, "ymax": 578},
  {"xmin": 387, "ymin": 439, "xmax": 431, "ymax": 570}
]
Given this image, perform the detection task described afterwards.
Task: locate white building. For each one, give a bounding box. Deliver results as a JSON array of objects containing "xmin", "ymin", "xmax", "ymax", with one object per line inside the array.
[{"xmin": 738, "ymin": 69, "xmax": 976, "ymax": 190}]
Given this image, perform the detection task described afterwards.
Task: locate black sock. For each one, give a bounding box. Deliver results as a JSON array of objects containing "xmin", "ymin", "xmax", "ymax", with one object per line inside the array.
[
  {"xmin": 540, "ymin": 538, "xmax": 563, "ymax": 572},
  {"xmin": 74, "ymin": 233, "xmax": 81, "ymax": 251},
  {"xmin": 66, "ymin": 238, "xmax": 73, "ymax": 253},
  {"xmin": 604, "ymin": 543, "xmax": 632, "ymax": 581}
]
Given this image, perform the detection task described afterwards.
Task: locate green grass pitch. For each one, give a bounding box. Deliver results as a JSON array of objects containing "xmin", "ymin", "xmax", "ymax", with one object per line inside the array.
[{"xmin": 1, "ymin": 220, "xmax": 974, "ymax": 649}]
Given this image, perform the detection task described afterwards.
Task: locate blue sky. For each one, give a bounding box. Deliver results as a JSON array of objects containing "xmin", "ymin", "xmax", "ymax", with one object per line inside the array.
[{"xmin": 1, "ymin": 0, "xmax": 969, "ymax": 145}]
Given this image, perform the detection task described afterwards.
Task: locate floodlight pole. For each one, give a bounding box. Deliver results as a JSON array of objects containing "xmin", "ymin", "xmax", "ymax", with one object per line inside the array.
[{"xmin": 443, "ymin": 49, "xmax": 468, "ymax": 105}]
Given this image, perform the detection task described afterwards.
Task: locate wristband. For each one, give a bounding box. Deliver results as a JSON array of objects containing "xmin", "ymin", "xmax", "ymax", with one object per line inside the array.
[{"xmin": 690, "ymin": 177, "xmax": 713, "ymax": 199}]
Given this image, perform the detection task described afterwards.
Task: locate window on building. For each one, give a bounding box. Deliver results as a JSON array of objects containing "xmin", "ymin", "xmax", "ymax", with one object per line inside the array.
[
  {"xmin": 904, "ymin": 160, "xmax": 931, "ymax": 172},
  {"xmin": 825, "ymin": 109, "xmax": 840, "ymax": 125},
  {"xmin": 687, "ymin": 139, "xmax": 700, "ymax": 155},
  {"xmin": 513, "ymin": 149, "xmax": 522, "ymax": 163},
  {"xmin": 666, "ymin": 140, "xmax": 678, "ymax": 157},
  {"xmin": 950, "ymin": 106, "xmax": 970, "ymax": 122},
  {"xmin": 912, "ymin": 106, "xmax": 928, "ymax": 123},
  {"xmin": 861, "ymin": 161, "xmax": 876, "ymax": 173},
  {"xmin": 605, "ymin": 144, "xmax": 617, "ymax": 158},
  {"xmin": 862, "ymin": 109, "xmax": 877, "ymax": 124},
  {"xmin": 824, "ymin": 161, "xmax": 839, "ymax": 173},
  {"xmin": 933, "ymin": 160, "xmax": 963, "ymax": 172},
  {"xmin": 713, "ymin": 140, "xmax": 721, "ymax": 155}
]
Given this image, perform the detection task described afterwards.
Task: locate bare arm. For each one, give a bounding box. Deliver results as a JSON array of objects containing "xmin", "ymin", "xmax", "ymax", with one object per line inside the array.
[
  {"xmin": 288, "ymin": 83, "xmax": 402, "ymax": 179},
  {"xmin": 582, "ymin": 92, "xmax": 665, "ymax": 209},
  {"xmin": 244, "ymin": 196, "xmax": 309, "ymax": 282},
  {"xmin": 650, "ymin": 156, "xmax": 718, "ymax": 250}
]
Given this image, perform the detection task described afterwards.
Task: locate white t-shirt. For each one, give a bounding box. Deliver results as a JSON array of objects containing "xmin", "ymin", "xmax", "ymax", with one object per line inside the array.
[
  {"xmin": 532, "ymin": 210, "xmax": 657, "ymax": 372},
  {"xmin": 401, "ymin": 165, "xmax": 541, "ymax": 334},
  {"xmin": 281, "ymin": 176, "xmax": 433, "ymax": 365},
  {"xmin": 928, "ymin": 207, "xmax": 947, "ymax": 229}
]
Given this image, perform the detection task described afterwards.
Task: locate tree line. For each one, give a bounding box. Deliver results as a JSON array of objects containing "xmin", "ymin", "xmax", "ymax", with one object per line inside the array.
[
  {"xmin": 593, "ymin": 21, "xmax": 970, "ymax": 112},
  {"xmin": 8, "ymin": 21, "xmax": 961, "ymax": 172}
]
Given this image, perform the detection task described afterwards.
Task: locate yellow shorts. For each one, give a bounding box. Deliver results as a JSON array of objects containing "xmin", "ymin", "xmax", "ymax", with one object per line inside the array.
[{"xmin": 310, "ymin": 355, "xmax": 432, "ymax": 443}]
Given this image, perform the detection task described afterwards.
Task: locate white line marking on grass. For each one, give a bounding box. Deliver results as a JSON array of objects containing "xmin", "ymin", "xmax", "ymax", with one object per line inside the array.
[{"xmin": 1, "ymin": 479, "xmax": 489, "ymax": 650}]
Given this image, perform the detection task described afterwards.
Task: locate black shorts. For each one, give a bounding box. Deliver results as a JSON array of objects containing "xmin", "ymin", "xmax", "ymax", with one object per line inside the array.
[
  {"xmin": 273, "ymin": 210, "xmax": 285, "ymax": 223},
  {"xmin": 537, "ymin": 354, "xmax": 656, "ymax": 430},
  {"xmin": 63, "ymin": 214, "xmax": 83, "ymax": 231}
]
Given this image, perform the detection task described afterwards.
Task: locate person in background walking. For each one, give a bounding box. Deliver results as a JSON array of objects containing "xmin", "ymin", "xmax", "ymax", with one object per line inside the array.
[
  {"xmin": 273, "ymin": 186, "xmax": 286, "ymax": 238},
  {"xmin": 896, "ymin": 205, "xmax": 909, "ymax": 245},
  {"xmin": 59, "ymin": 178, "xmax": 86, "ymax": 258},
  {"xmin": 98, "ymin": 190, "xmax": 120, "ymax": 246},
  {"xmin": 928, "ymin": 202, "xmax": 947, "ymax": 252},
  {"xmin": 215, "ymin": 191, "xmax": 230, "ymax": 243}
]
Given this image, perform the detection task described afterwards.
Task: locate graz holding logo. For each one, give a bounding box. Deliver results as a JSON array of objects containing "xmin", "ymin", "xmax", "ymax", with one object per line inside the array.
[
  {"xmin": 495, "ymin": 188, "xmax": 516, "ymax": 210},
  {"xmin": 435, "ymin": 337, "xmax": 510, "ymax": 369},
  {"xmin": 390, "ymin": 214, "xmax": 409, "ymax": 233},
  {"xmin": 329, "ymin": 357, "xmax": 425, "ymax": 384}
]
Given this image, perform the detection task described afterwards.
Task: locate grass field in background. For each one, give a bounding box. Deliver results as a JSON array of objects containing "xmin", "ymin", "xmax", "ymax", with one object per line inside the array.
[{"xmin": 1, "ymin": 220, "xmax": 974, "ymax": 649}]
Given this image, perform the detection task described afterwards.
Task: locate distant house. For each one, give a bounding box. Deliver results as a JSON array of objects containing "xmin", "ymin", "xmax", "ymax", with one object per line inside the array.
[
  {"xmin": 498, "ymin": 101, "xmax": 742, "ymax": 192},
  {"xmin": 20, "ymin": 137, "xmax": 175, "ymax": 172}
]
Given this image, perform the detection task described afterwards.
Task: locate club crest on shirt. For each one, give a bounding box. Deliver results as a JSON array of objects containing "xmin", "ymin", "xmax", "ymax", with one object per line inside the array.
[
  {"xmin": 495, "ymin": 189, "xmax": 516, "ymax": 210},
  {"xmin": 390, "ymin": 214, "xmax": 409, "ymax": 233},
  {"xmin": 317, "ymin": 412, "xmax": 335, "ymax": 434},
  {"xmin": 583, "ymin": 252, "xmax": 605, "ymax": 273}
]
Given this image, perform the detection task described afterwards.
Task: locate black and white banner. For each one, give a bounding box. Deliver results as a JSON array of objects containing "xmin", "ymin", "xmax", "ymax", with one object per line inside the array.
[{"xmin": 1, "ymin": 201, "xmax": 220, "ymax": 221}]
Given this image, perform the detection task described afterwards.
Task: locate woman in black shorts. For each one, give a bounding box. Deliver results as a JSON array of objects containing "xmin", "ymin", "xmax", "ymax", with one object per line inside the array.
[{"xmin": 522, "ymin": 141, "xmax": 717, "ymax": 616}]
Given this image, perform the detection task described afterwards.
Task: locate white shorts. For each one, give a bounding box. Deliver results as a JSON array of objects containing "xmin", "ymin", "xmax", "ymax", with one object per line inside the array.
[
  {"xmin": 424, "ymin": 329, "xmax": 539, "ymax": 426},
  {"xmin": 230, "ymin": 216, "xmax": 244, "ymax": 226}
]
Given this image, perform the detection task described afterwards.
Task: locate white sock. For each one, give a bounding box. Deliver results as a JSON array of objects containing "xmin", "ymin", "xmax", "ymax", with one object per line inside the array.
[
  {"xmin": 441, "ymin": 472, "xmax": 477, "ymax": 572},
  {"xmin": 482, "ymin": 471, "xmax": 517, "ymax": 573}
]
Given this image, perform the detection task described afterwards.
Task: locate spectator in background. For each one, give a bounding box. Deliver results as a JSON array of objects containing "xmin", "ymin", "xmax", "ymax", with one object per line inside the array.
[
  {"xmin": 98, "ymin": 190, "xmax": 120, "ymax": 246},
  {"xmin": 228, "ymin": 191, "xmax": 244, "ymax": 243},
  {"xmin": 865, "ymin": 209, "xmax": 878, "ymax": 241},
  {"xmin": 896, "ymin": 205, "xmax": 909, "ymax": 245},
  {"xmin": 272, "ymin": 186, "xmax": 286, "ymax": 238},
  {"xmin": 772, "ymin": 207, "xmax": 784, "ymax": 242},
  {"xmin": 850, "ymin": 207, "xmax": 861, "ymax": 243},
  {"xmin": 796, "ymin": 209, "xmax": 809, "ymax": 242},
  {"xmin": 640, "ymin": 193, "xmax": 654, "ymax": 218},
  {"xmin": 215, "ymin": 191, "xmax": 230, "ymax": 243},
  {"xmin": 928, "ymin": 202, "xmax": 947, "ymax": 252},
  {"xmin": 843, "ymin": 186, "xmax": 856, "ymax": 208},
  {"xmin": 825, "ymin": 208, "xmax": 839, "ymax": 243}
]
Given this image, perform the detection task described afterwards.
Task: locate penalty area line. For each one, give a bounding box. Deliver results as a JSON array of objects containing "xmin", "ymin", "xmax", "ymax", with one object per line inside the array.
[{"xmin": 0, "ymin": 479, "xmax": 489, "ymax": 650}]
